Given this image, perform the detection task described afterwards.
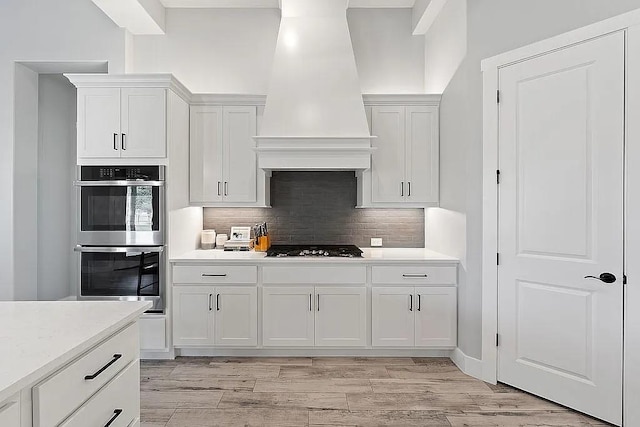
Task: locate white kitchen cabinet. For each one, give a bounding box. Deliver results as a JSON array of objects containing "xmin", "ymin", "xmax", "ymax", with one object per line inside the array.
[
  {"xmin": 358, "ymin": 95, "xmax": 440, "ymax": 207},
  {"xmin": 190, "ymin": 105, "xmax": 261, "ymax": 205},
  {"xmin": 372, "ymin": 286, "xmax": 457, "ymax": 348},
  {"xmin": 315, "ymin": 287, "xmax": 367, "ymax": 347},
  {"xmin": 414, "ymin": 287, "xmax": 457, "ymax": 348},
  {"xmin": 262, "ymin": 286, "xmax": 315, "ymax": 347},
  {"xmin": 0, "ymin": 394, "xmax": 20, "ymax": 427},
  {"xmin": 76, "ymin": 87, "xmax": 166, "ymax": 159},
  {"xmin": 173, "ymin": 286, "xmax": 215, "ymax": 347},
  {"xmin": 214, "ymin": 286, "xmax": 258, "ymax": 347},
  {"xmin": 372, "ymin": 287, "xmax": 415, "ymax": 347}
]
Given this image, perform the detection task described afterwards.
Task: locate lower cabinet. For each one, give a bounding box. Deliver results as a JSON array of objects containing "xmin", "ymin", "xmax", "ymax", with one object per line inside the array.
[
  {"xmin": 263, "ymin": 286, "xmax": 367, "ymax": 347},
  {"xmin": 372, "ymin": 286, "xmax": 457, "ymax": 348},
  {"xmin": 173, "ymin": 285, "xmax": 257, "ymax": 347},
  {"xmin": 0, "ymin": 394, "xmax": 20, "ymax": 426}
]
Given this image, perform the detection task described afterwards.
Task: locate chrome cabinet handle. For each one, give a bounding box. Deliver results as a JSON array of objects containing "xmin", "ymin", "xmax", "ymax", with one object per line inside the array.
[
  {"xmin": 208, "ymin": 294, "xmax": 212, "ymax": 311},
  {"xmin": 317, "ymin": 294, "xmax": 320, "ymax": 311},
  {"xmin": 309, "ymin": 293, "xmax": 312, "ymax": 311},
  {"xmin": 417, "ymin": 294, "xmax": 421, "ymax": 311},
  {"xmin": 401, "ymin": 182, "xmax": 404, "ymax": 196},
  {"xmin": 408, "ymin": 182, "xmax": 411, "ymax": 197},
  {"xmin": 113, "ymin": 133, "xmax": 118, "ymax": 150},
  {"xmin": 224, "ymin": 181, "xmax": 228, "ymax": 196},
  {"xmin": 217, "ymin": 181, "xmax": 221, "ymax": 196},
  {"xmin": 104, "ymin": 409, "xmax": 123, "ymax": 427},
  {"xmin": 216, "ymin": 294, "xmax": 220, "ymax": 311},
  {"xmin": 403, "ymin": 274, "xmax": 428, "ymax": 278},
  {"xmin": 409, "ymin": 294, "xmax": 413, "ymax": 311},
  {"xmin": 84, "ymin": 354, "xmax": 122, "ymax": 380},
  {"xmin": 121, "ymin": 133, "xmax": 126, "ymax": 150},
  {"xmin": 202, "ymin": 273, "xmax": 227, "ymax": 277}
]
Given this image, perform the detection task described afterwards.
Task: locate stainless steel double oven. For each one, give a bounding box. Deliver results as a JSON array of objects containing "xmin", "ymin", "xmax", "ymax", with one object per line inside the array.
[{"xmin": 75, "ymin": 166, "xmax": 165, "ymax": 312}]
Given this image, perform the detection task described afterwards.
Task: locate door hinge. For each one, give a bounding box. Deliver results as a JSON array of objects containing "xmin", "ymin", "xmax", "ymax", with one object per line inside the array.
[
  {"xmin": 624, "ymin": 274, "xmax": 628, "ymax": 285},
  {"xmin": 496, "ymin": 333, "xmax": 499, "ymax": 347},
  {"xmin": 497, "ymin": 253, "xmax": 500, "ymax": 265},
  {"xmin": 497, "ymin": 90, "xmax": 500, "ymax": 104},
  {"xmin": 496, "ymin": 170, "xmax": 501, "ymax": 184}
]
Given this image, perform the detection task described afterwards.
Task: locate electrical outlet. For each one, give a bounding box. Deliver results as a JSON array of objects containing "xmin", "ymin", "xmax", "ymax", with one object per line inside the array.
[{"xmin": 371, "ymin": 238, "xmax": 383, "ymax": 247}]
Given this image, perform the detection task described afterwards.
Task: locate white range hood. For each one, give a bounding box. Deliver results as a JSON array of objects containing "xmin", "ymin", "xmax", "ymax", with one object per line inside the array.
[{"xmin": 254, "ymin": 0, "xmax": 375, "ymax": 171}]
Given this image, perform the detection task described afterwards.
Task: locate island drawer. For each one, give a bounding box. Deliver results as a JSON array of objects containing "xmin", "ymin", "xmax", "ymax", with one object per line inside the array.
[
  {"xmin": 371, "ymin": 265, "xmax": 457, "ymax": 285},
  {"xmin": 33, "ymin": 322, "xmax": 139, "ymax": 427},
  {"xmin": 60, "ymin": 360, "xmax": 139, "ymax": 427},
  {"xmin": 173, "ymin": 265, "xmax": 258, "ymax": 284},
  {"xmin": 262, "ymin": 266, "xmax": 366, "ymax": 284}
]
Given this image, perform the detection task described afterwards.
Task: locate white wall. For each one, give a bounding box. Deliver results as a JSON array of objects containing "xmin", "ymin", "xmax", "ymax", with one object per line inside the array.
[
  {"xmin": 0, "ymin": 0, "xmax": 126, "ymax": 300},
  {"xmin": 37, "ymin": 74, "xmax": 77, "ymax": 300},
  {"xmin": 433, "ymin": 0, "xmax": 640, "ymax": 359},
  {"xmin": 424, "ymin": 0, "xmax": 466, "ymax": 93},
  {"xmin": 132, "ymin": 8, "xmax": 425, "ymax": 94}
]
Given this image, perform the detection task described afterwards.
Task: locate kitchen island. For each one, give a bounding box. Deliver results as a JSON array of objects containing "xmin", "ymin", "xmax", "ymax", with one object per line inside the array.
[{"xmin": 0, "ymin": 300, "xmax": 151, "ymax": 427}]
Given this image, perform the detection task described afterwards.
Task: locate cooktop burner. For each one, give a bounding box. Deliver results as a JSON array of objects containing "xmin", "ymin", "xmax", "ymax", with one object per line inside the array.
[{"xmin": 266, "ymin": 245, "xmax": 363, "ymax": 258}]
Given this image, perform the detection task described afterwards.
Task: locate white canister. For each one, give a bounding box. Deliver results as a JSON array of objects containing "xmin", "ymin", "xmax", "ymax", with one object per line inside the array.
[
  {"xmin": 216, "ymin": 233, "xmax": 228, "ymax": 248},
  {"xmin": 201, "ymin": 230, "xmax": 216, "ymax": 249}
]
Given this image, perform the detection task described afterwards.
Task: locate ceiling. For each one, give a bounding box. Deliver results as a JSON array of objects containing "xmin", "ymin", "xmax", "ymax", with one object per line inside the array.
[{"xmin": 158, "ymin": 0, "xmax": 416, "ymax": 8}]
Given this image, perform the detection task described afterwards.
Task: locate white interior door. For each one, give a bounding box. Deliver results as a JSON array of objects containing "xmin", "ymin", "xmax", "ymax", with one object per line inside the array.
[{"xmin": 498, "ymin": 32, "xmax": 624, "ymax": 425}]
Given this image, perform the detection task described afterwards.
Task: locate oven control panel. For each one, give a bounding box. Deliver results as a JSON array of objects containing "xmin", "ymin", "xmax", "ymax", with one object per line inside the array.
[{"xmin": 80, "ymin": 166, "xmax": 163, "ymax": 181}]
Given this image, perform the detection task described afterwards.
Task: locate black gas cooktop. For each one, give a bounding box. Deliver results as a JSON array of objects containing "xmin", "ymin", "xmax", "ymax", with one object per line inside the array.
[{"xmin": 266, "ymin": 245, "xmax": 363, "ymax": 258}]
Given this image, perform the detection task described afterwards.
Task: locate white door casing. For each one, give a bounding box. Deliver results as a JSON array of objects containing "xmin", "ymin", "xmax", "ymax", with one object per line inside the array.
[
  {"xmin": 497, "ymin": 32, "xmax": 624, "ymax": 425},
  {"xmin": 315, "ymin": 287, "xmax": 367, "ymax": 347},
  {"xmin": 262, "ymin": 286, "xmax": 315, "ymax": 347},
  {"xmin": 214, "ymin": 286, "xmax": 257, "ymax": 347}
]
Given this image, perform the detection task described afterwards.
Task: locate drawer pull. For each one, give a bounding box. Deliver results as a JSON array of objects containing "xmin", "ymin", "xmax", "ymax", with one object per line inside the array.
[
  {"xmin": 84, "ymin": 354, "xmax": 122, "ymax": 380},
  {"xmin": 202, "ymin": 273, "xmax": 227, "ymax": 277},
  {"xmin": 403, "ymin": 274, "xmax": 428, "ymax": 278},
  {"xmin": 104, "ymin": 409, "xmax": 123, "ymax": 427}
]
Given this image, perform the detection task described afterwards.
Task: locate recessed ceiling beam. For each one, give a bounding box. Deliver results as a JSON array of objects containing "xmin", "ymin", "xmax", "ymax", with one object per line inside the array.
[
  {"xmin": 91, "ymin": 0, "xmax": 166, "ymax": 35},
  {"xmin": 412, "ymin": 0, "xmax": 448, "ymax": 35}
]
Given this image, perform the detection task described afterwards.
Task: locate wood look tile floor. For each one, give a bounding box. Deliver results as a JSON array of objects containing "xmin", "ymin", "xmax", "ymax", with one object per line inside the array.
[{"xmin": 140, "ymin": 357, "xmax": 609, "ymax": 427}]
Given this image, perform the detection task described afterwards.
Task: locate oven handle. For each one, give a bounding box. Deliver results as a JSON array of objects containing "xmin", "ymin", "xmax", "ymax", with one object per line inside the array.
[
  {"xmin": 74, "ymin": 180, "xmax": 165, "ymax": 187},
  {"xmin": 74, "ymin": 246, "xmax": 165, "ymax": 253}
]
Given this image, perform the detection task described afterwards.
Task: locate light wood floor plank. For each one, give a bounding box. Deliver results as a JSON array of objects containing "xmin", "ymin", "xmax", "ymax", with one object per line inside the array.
[
  {"xmin": 309, "ymin": 409, "xmax": 452, "ymax": 426},
  {"xmin": 386, "ymin": 365, "xmax": 470, "ymax": 379},
  {"xmin": 170, "ymin": 364, "xmax": 280, "ymax": 379},
  {"xmin": 140, "ymin": 390, "xmax": 224, "ymax": 409},
  {"xmin": 254, "ymin": 379, "xmax": 373, "ymax": 393},
  {"xmin": 141, "ymin": 377, "xmax": 256, "ymax": 392},
  {"xmin": 218, "ymin": 391, "xmax": 348, "ymax": 410},
  {"xmin": 446, "ymin": 410, "xmax": 609, "ymax": 426},
  {"xmin": 209, "ymin": 357, "xmax": 312, "ymax": 366},
  {"xmin": 279, "ymin": 365, "xmax": 390, "ymax": 380},
  {"xmin": 312, "ymin": 357, "xmax": 415, "ymax": 366},
  {"xmin": 165, "ymin": 408, "xmax": 309, "ymax": 427},
  {"xmin": 346, "ymin": 392, "xmax": 479, "ymax": 411},
  {"xmin": 370, "ymin": 378, "xmax": 493, "ymax": 394}
]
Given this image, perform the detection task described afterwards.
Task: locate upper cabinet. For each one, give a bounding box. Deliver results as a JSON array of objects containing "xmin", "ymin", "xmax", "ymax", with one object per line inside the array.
[
  {"xmin": 189, "ymin": 95, "xmax": 269, "ymax": 207},
  {"xmin": 66, "ymin": 74, "xmax": 192, "ymax": 165},
  {"xmin": 358, "ymin": 95, "xmax": 440, "ymax": 208}
]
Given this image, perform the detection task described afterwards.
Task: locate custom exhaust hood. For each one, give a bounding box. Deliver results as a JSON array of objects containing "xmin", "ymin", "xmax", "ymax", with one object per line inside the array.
[{"xmin": 254, "ymin": 0, "xmax": 375, "ymax": 171}]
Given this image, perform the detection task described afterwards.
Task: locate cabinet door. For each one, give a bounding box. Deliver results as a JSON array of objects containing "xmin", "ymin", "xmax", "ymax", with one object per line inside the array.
[
  {"xmin": 0, "ymin": 394, "xmax": 20, "ymax": 427},
  {"xmin": 263, "ymin": 286, "xmax": 314, "ymax": 347},
  {"xmin": 120, "ymin": 88, "xmax": 166, "ymax": 158},
  {"xmin": 405, "ymin": 106, "xmax": 439, "ymax": 203},
  {"xmin": 371, "ymin": 287, "xmax": 414, "ymax": 347},
  {"xmin": 190, "ymin": 106, "xmax": 224, "ymax": 203},
  {"xmin": 173, "ymin": 286, "xmax": 215, "ymax": 346},
  {"xmin": 214, "ymin": 286, "xmax": 258, "ymax": 347},
  {"xmin": 77, "ymin": 88, "xmax": 121, "ymax": 158},
  {"xmin": 223, "ymin": 106, "xmax": 257, "ymax": 203},
  {"xmin": 315, "ymin": 287, "xmax": 367, "ymax": 347},
  {"xmin": 415, "ymin": 287, "xmax": 457, "ymax": 348},
  {"xmin": 371, "ymin": 106, "xmax": 406, "ymax": 203}
]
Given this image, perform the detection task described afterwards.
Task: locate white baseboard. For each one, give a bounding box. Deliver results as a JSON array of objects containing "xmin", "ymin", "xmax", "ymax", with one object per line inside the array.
[
  {"xmin": 174, "ymin": 348, "xmax": 453, "ymax": 357},
  {"xmin": 57, "ymin": 295, "xmax": 78, "ymax": 301},
  {"xmin": 141, "ymin": 349, "xmax": 175, "ymax": 360},
  {"xmin": 450, "ymin": 347, "xmax": 483, "ymax": 380}
]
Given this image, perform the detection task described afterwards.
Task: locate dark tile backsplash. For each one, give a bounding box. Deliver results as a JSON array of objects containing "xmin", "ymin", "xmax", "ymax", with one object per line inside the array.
[{"xmin": 203, "ymin": 171, "xmax": 424, "ymax": 248}]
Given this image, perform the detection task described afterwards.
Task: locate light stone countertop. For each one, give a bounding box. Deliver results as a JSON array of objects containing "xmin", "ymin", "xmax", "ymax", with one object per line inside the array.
[
  {"xmin": 0, "ymin": 300, "xmax": 151, "ymax": 403},
  {"xmin": 170, "ymin": 247, "xmax": 459, "ymax": 264}
]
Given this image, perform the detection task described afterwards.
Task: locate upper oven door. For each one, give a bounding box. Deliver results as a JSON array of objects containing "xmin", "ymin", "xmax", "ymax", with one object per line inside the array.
[{"xmin": 76, "ymin": 180, "xmax": 165, "ymax": 245}]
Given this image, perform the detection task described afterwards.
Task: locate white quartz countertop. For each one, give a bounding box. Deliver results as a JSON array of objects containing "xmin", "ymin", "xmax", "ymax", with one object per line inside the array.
[
  {"xmin": 171, "ymin": 248, "xmax": 459, "ymax": 264},
  {"xmin": 0, "ymin": 301, "xmax": 151, "ymax": 403}
]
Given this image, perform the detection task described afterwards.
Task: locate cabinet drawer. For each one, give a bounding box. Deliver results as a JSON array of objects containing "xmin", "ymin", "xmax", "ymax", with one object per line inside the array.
[
  {"xmin": 60, "ymin": 360, "xmax": 140, "ymax": 427},
  {"xmin": 0, "ymin": 394, "xmax": 20, "ymax": 426},
  {"xmin": 262, "ymin": 266, "xmax": 366, "ymax": 284},
  {"xmin": 33, "ymin": 322, "xmax": 139, "ymax": 427},
  {"xmin": 371, "ymin": 265, "xmax": 457, "ymax": 285},
  {"xmin": 173, "ymin": 265, "xmax": 257, "ymax": 284}
]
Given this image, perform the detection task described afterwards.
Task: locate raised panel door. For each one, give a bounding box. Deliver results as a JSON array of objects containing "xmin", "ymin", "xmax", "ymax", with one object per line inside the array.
[
  {"xmin": 405, "ymin": 106, "xmax": 439, "ymax": 203},
  {"xmin": 120, "ymin": 88, "xmax": 166, "ymax": 158},
  {"xmin": 77, "ymin": 88, "xmax": 121, "ymax": 158},
  {"xmin": 315, "ymin": 287, "xmax": 366, "ymax": 347},
  {"xmin": 223, "ymin": 106, "xmax": 257, "ymax": 203},
  {"xmin": 371, "ymin": 106, "xmax": 406, "ymax": 203},
  {"xmin": 414, "ymin": 287, "xmax": 457, "ymax": 348},
  {"xmin": 173, "ymin": 286, "xmax": 215, "ymax": 346},
  {"xmin": 371, "ymin": 287, "xmax": 414, "ymax": 347},
  {"xmin": 190, "ymin": 106, "xmax": 223, "ymax": 203},
  {"xmin": 262, "ymin": 286, "xmax": 314, "ymax": 347},
  {"xmin": 214, "ymin": 286, "xmax": 258, "ymax": 347}
]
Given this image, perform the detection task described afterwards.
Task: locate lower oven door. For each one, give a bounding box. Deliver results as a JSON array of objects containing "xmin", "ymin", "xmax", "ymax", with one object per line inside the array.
[{"xmin": 75, "ymin": 246, "xmax": 165, "ymax": 313}]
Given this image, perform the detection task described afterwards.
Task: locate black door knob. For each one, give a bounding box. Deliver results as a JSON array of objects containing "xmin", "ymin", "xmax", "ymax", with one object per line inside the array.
[{"xmin": 584, "ymin": 273, "xmax": 617, "ymax": 284}]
